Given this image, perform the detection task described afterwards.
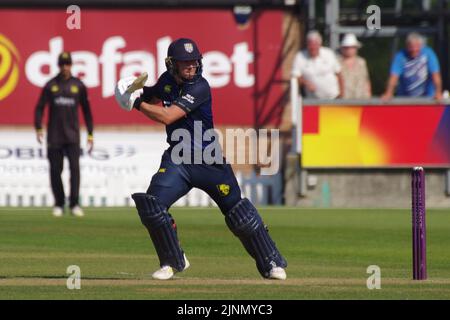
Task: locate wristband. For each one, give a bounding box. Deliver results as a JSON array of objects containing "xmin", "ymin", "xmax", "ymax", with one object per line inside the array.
[
  {"xmin": 87, "ymin": 134, "xmax": 94, "ymax": 141},
  {"xmin": 133, "ymin": 97, "xmax": 143, "ymax": 111}
]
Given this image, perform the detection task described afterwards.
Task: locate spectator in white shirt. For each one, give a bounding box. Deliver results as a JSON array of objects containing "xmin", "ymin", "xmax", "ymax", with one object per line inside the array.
[{"xmin": 291, "ymin": 30, "xmax": 344, "ymax": 99}]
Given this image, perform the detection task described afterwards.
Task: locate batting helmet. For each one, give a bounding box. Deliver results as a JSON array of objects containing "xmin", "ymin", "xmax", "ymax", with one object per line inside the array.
[{"xmin": 165, "ymin": 38, "xmax": 203, "ymax": 82}]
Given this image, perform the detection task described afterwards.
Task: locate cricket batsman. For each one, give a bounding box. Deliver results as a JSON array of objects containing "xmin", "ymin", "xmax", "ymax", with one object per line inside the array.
[{"xmin": 114, "ymin": 38, "xmax": 287, "ymax": 280}]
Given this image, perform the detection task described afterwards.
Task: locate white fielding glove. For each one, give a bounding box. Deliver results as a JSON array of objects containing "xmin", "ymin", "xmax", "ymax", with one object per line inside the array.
[{"xmin": 114, "ymin": 76, "xmax": 144, "ymax": 111}]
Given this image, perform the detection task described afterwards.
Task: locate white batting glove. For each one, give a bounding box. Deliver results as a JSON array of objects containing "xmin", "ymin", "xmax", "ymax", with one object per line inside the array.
[{"xmin": 114, "ymin": 77, "xmax": 143, "ymax": 111}]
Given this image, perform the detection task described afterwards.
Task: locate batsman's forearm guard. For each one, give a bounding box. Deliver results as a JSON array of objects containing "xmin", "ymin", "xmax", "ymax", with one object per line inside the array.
[
  {"xmin": 225, "ymin": 198, "xmax": 287, "ymax": 278},
  {"xmin": 132, "ymin": 193, "xmax": 186, "ymax": 272}
]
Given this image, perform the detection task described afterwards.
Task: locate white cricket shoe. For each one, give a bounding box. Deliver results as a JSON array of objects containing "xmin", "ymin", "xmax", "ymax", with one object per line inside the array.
[
  {"xmin": 269, "ymin": 267, "xmax": 287, "ymax": 280},
  {"xmin": 152, "ymin": 254, "xmax": 190, "ymax": 280},
  {"xmin": 70, "ymin": 206, "xmax": 85, "ymax": 217},
  {"xmin": 152, "ymin": 266, "xmax": 174, "ymax": 280},
  {"xmin": 183, "ymin": 254, "xmax": 191, "ymax": 270},
  {"xmin": 52, "ymin": 206, "xmax": 63, "ymax": 217}
]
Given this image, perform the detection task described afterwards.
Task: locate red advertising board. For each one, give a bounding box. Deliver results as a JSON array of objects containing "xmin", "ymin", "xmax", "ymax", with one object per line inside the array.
[{"xmin": 0, "ymin": 9, "xmax": 284, "ymax": 126}]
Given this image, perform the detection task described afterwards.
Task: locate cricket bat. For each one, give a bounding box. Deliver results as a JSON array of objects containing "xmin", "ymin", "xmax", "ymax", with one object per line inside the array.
[{"xmin": 126, "ymin": 72, "xmax": 148, "ymax": 93}]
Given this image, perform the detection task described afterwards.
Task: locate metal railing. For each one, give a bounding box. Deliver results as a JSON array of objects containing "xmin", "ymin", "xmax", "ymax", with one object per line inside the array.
[{"xmin": 0, "ymin": 169, "xmax": 277, "ymax": 208}]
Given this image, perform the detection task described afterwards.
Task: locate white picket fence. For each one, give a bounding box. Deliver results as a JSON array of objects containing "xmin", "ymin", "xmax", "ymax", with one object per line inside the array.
[
  {"xmin": 0, "ymin": 170, "xmax": 267, "ymax": 208},
  {"xmin": 0, "ymin": 130, "xmax": 277, "ymax": 208}
]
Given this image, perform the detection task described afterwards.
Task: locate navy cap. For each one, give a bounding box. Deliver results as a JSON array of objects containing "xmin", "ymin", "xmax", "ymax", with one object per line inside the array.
[
  {"xmin": 167, "ymin": 38, "xmax": 202, "ymax": 61},
  {"xmin": 58, "ymin": 51, "xmax": 72, "ymax": 65}
]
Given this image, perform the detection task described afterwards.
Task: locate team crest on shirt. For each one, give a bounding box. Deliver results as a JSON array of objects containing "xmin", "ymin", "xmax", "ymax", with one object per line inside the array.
[
  {"xmin": 184, "ymin": 43, "xmax": 194, "ymax": 53},
  {"xmin": 164, "ymin": 85, "xmax": 172, "ymax": 93},
  {"xmin": 217, "ymin": 184, "xmax": 230, "ymax": 196},
  {"xmin": 70, "ymin": 85, "xmax": 79, "ymax": 93},
  {"xmin": 51, "ymin": 85, "xmax": 59, "ymax": 93}
]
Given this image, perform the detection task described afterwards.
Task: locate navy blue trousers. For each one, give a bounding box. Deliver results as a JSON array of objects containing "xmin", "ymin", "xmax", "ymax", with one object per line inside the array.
[{"xmin": 147, "ymin": 150, "xmax": 242, "ymax": 213}]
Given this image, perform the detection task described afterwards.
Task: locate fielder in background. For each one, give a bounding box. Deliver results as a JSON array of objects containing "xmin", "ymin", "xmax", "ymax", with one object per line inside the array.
[
  {"xmin": 115, "ymin": 38, "xmax": 287, "ymax": 280},
  {"xmin": 34, "ymin": 52, "xmax": 94, "ymax": 217}
]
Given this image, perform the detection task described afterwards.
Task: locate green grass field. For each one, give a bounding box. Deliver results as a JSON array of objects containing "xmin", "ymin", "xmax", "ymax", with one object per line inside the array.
[{"xmin": 1, "ymin": 207, "xmax": 450, "ymax": 300}]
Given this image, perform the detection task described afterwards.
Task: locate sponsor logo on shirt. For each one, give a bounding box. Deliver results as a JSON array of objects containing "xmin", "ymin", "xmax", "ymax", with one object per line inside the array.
[
  {"xmin": 54, "ymin": 96, "xmax": 76, "ymax": 107},
  {"xmin": 181, "ymin": 93, "xmax": 195, "ymax": 104}
]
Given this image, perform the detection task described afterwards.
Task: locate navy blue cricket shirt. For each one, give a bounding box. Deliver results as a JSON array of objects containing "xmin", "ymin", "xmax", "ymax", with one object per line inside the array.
[{"xmin": 141, "ymin": 71, "xmax": 217, "ymax": 154}]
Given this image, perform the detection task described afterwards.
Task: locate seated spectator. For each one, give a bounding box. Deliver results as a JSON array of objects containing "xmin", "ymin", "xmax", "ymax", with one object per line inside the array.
[
  {"xmin": 338, "ymin": 33, "xmax": 371, "ymax": 99},
  {"xmin": 381, "ymin": 32, "xmax": 442, "ymax": 101},
  {"xmin": 291, "ymin": 30, "xmax": 344, "ymax": 99}
]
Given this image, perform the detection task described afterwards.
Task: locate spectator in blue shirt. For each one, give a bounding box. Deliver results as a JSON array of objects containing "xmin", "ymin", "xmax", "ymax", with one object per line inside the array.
[{"xmin": 381, "ymin": 32, "xmax": 442, "ymax": 101}]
